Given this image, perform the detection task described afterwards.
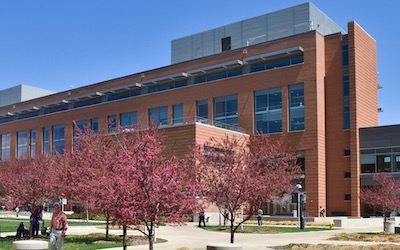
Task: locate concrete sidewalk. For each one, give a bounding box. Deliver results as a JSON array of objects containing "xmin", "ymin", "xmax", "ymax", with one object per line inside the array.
[
  {"xmin": 91, "ymin": 223, "xmax": 397, "ymax": 250},
  {"xmin": 2, "ymin": 218, "xmax": 398, "ymax": 250}
]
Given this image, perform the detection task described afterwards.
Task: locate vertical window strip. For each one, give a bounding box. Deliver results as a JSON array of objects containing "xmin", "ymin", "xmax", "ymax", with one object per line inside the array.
[
  {"xmin": 17, "ymin": 130, "xmax": 28, "ymax": 159},
  {"xmin": 289, "ymin": 83, "xmax": 304, "ymax": 131},
  {"xmin": 52, "ymin": 124, "xmax": 65, "ymax": 155},
  {"xmin": 1, "ymin": 134, "xmax": 11, "ymax": 161}
]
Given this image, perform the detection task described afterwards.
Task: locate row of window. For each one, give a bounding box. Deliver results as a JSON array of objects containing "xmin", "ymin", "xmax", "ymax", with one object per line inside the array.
[
  {"xmin": 342, "ymin": 38, "xmax": 350, "ymax": 130},
  {"xmin": 1, "ymin": 83, "xmax": 305, "ymax": 160},
  {"xmin": 0, "ymin": 53, "xmax": 304, "ymax": 125},
  {"xmin": 361, "ymin": 154, "xmax": 400, "ymax": 174}
]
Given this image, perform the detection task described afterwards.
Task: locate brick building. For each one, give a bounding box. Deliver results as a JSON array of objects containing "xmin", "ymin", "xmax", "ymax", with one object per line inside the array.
[{"xmin": 0, "ymin": 3, "xmax": 378, "ymax": 217}]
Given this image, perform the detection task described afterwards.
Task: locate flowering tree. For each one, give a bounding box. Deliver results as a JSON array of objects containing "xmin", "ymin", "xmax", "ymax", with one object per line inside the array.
[
  {"xmin": 195, "ymin": 134, "xmax": 301, "ymax": 243},
  {"xmin": 108, "ymin": 125, "xmax": 198, "ymax": 250},
  {"xmin": 59, "ymin": 123, "xmax": 117, "ymax": 239},
  {"xmin": 0, "ymin": 155, "xmax": 58, "ymax": 210},
  {"xmin": 360, "ymin": 173, "xmax": 400, "ymax": 231},
  {"xmin": 60, "ymin": 123, "xmax": 198, "ymax": 250}
]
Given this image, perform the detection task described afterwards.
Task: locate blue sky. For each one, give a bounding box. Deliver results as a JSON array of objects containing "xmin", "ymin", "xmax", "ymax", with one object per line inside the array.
[{"xmin": 0, "ymin": 1, "xmax": 398, "ymax": 125}]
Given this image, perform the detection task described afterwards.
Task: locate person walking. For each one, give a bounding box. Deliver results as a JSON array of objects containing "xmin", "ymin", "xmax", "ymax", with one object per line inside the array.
[
  {"xmin": 15, "ymin": 206, "xmax": 19, "ymax": 217},
  {"xmin": 257, "ymin": 208, "xmax": 263, "ymax": 225},
  {"xmin": 319, "ymin": 206, "xmax": 325, "ymax": 217},
  {"xmin": 198, "ymin": 211, "xmax": 206, "ymax": 227},
  {"xmin": 50, "ymin": 202, "xmax": 68, "ymax": 250}
]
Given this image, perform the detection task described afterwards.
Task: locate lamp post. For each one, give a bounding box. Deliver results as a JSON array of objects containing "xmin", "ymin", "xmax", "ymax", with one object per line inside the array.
[{"xmin": 295, "ymin": 184, "xmax": 304, "ymax": 229}]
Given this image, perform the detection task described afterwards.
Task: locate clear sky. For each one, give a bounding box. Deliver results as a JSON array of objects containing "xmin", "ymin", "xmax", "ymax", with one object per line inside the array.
[{"xmin": 0, "ymin": 1, "xmax": 398, "ymax": 125}]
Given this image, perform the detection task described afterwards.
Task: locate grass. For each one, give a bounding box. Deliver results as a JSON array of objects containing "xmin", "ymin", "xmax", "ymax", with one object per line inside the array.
[
  {"xmin": 329, "ymin": 232, "xmax": 400, "ymax": 242},
  {"xmin": 0, "ymin": 233, "xmax": 144, "ymax": 250},
  {"xmin": 201, "ymin": 225, "xmax": 332, "ymax": 233},
  {"xmin": 272, "ymin": 244, "xmax": 400, "ymax": 250},
  {"xmin": 0, "ymin": 218, "xmax": 104, "ymax": 233}
]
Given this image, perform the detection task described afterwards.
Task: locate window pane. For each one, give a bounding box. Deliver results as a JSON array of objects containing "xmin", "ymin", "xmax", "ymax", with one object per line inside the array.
[
  {"xmin": 214, "ymin": 95, "xmax": 238, "ymax": 126},
  {"xmin": 17, "ymin": 131, "xmax": 28, "ymax": 159},
  {"xmin": 108, "ymin": 115, "xmax": 117, "ymax": 132},
  {"xmin": 173, "ymin": 104, "xmax": 183, "ymax": 125},
  {"xmin": 361, "ymin": 155, "xmax": 375, "ymax": 174},
  {"xmin": 43, "ymin": 127, "xmax": 50, "ymax": 157},
  {"xmin": 149, "ymin": 106, "xmax": 168, "ymax": 127},
  {"xmin": 255, "ymin": 88, "xmax": 282, "ymax": 134},
  {"xmin": 120, "ymin": 112, "xmax": 137, "ymax": 128},
  {"xmin": 30, "ymin": 129, "xmax": 36, "ymax": 159},
  {"xmin": 1, "ymin": 134, "xmax": 11, "ymax": 161},
  {"xmin": 197, "ymin": 99, "xmax": 208, "ymax": 122},
  {"xmin": 91, "ymin": 118, "xmax": 99, "ymax": 132},
  {"xmin": 53, "ymin": 125, "xmax": 65, "ymax": 155},
  {"xmin": 289, "ymin": 83, "xmax": 304, "ymax": 131},
  {"xmin": 377, "ymin": 155, "xmax": 391, "ymax": 173},
  {"xmin": 395, "ymin": 155, "xmax": 400, "ymax": 172}
]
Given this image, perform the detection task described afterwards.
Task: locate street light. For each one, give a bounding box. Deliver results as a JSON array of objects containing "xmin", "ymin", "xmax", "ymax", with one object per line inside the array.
[{"xmin": 295, "ymin": 184, "xmax": 302, "ymax": 228}]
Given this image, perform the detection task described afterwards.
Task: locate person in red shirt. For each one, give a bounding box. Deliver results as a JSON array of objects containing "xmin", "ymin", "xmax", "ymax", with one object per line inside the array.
[{"xmin": 49, "ymin": 202, "xmax": 68, "ymax": 250}]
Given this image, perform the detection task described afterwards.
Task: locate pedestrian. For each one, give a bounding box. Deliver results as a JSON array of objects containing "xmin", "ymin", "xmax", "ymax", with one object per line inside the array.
[
  {"xmin": 50, "ymin": 202, "xmax": 68, "ymax": 250},
  {"xmin": 223, "ymin": 210, "xmax": 229, "ymax": 226},
  {"xmin": 257, "ymin": 208, "xmax": 263, "ymax": 225},
  {"xmin": 15, "ymin": 206, "xmax": 19, "ymax": 217},
  {"xmin": 30, "ymin": 208, "xmax": 42, "ymax": 237},
  {"xmin": 198, "ymin": 211, "xmax": 206, "ymax": 227},
  {"xmin": 319, "ymin": 206, "xmax": 325, "ymax": 217}
]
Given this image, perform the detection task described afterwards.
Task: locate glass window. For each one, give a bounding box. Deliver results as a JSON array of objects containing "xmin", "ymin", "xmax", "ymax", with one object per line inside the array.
[
  {"xmin": 108, "ymin": 115, "xmax": 117, "ymax": 132},
  {"xmin": 17, "ymin": 131, "xmax": 28, "ymax": 160},
  {"xmin": 361, "ymin": 155, "xmax": 375, "ymax": 173},
  {"xmin": 1, "ymin": 134, "xmax": 11, "ymax": 161},
  {"xmin": 173, "ymin": 104, "xmax": 183, "ymax": 125},
  {"xmin": 343, "ymin": 106, "xmax": 350, "ymax": 130},
  {"xmin": 91, "ymin": 118, "xmax": 99, "ymax": 132},
  {"xmin": 296, "ymin": 151, "xmax": 305, "ymax": 172},
  {"xmin": 30, "ymin": 129, "xmax": 36, "ymax": 159},
  {"xmin": 342, "ymin": 44, "xmax": 349, "ymax": 67},
  {"xmin": 149, "ymin": 106, "xmax": 168, "ymax": 127},
  {"xmin": 53, "ymin": 124, "xmax": 65, "ymax": 155},
  {"xmin": 254, "ymin": 88, "xmax": 282, "ymax": 134},
  {"xmin": 120, "ymin": 112, "xmax": 137, "ymax": 128},
  {"xmin": 394, "ymin": 155, "xmax": 400, "ymax": 172},
  {"xmin": 377, "ymin": 155, "xmax": 391, "ymax": 173},
  {"xmin": 75, "ymin": 120, "xmax": 88, "ymax": 135},
  {"xmin": 197, "ymin": 99, "xmax": 208, "ymax": 123},
  {"xmin": 221, "ymin": 36, "xmax": 231, "ymax": 52},
  {"xmin": 289, "ymin": 83, "xmax": 304, "ymax": 131},
  {"xmin": 43, "ymin": 127, "xmax": 50, "ymax": 157},
  {"xmin": 214, "ymin": 95, "xmax": 238, "ymax": 126},
  {"xmin": 344, "ymin": 194, "xmax": 351, "ymax": 201}
]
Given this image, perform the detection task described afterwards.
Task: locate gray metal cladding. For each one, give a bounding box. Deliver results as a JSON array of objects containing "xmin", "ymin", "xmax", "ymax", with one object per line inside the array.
[{"xmin": 171, "ymin": 2, "xmax": 345, "ymax": 64}]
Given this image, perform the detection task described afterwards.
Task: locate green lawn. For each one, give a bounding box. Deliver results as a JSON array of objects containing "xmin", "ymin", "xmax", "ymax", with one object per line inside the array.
[
  {"xmin": 0, "ymin": 234, "xmax": 134, "ymax": 250},
  {"xmin": 0, "ymin": 218, "xmax": 104, "ymax": 233},
  {"xmin": 202, "ymin": 225, "xmax": 332, "ymax": 233}
]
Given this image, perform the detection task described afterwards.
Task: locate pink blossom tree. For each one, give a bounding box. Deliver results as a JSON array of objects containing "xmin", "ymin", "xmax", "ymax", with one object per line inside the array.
[
  {"xmin": 107, "ymin": 125, "xmax": 198, "ymax": 250},
  {"xmin": 60, "ymin": 123, "xmax": 198, "ymax": 250},
  {"xmin": 360, "ymin": 173, "xmax": 400, "ymax": 231},
  {"xmin": 195, "ymin": 134, "xmax": 301, "ymax": 243},
  {"xmin": 0, "ymin": 155, "xmax": 58, "ymax": 210},
  {"xmin": 59, "ymin": 123, "xmax": 117, "ymax": 239}
]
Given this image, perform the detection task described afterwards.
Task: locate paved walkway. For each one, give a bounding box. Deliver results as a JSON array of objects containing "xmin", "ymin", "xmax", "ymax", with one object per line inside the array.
[
  {"xmin": 70, "ymin": 223, "xmax": 397, "ymax": 250},
  {"xmin": 2, "ymin": 216, "xmax": 398, "ymax": 250}
]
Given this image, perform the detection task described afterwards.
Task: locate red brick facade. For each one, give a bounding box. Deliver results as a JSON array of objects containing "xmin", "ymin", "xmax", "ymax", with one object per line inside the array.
[{"xmin": 0, "ymin": 23, "xmax": 378, "ymax": 216}]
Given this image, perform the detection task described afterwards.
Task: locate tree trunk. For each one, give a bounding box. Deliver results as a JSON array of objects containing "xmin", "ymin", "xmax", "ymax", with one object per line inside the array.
[
  {"xmin": 148, "ymin": 222, "xmax": 154, "ymax": 250},
  {"xmin": 105, "ymin": 212, "xmax": 110, "ymax": 240},
  {"xmin": 383, "ymin": 215, "xmax": 387, "ymax": 232},
  {"xmin": 123, "ymin": 224, "xmax": 127, "ymax": 250},
  {"xmin": 230, "ymin": 219, "xmax": 235, "ymax": 243}
]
